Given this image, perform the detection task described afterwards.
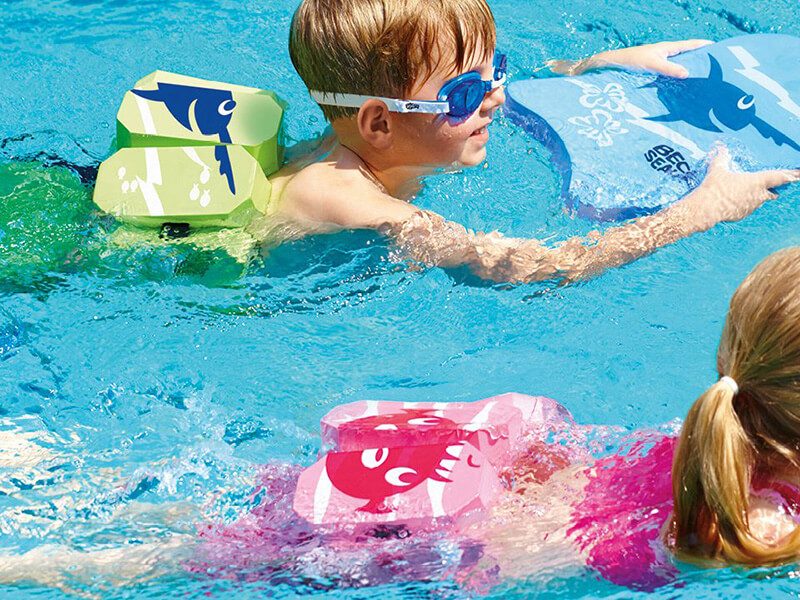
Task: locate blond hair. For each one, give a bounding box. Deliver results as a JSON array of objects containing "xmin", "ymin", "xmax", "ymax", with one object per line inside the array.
[
  {"xmin": 671, "ymin": 247, "xmax": 800, "ymax": 564},
  {"xmin": 289, "ymin": 0, "xmax": 496, "ymax": 121}
]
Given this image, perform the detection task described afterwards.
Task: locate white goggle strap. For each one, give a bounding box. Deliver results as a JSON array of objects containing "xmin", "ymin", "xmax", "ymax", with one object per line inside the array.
[
  {"xmin": 309, "ymin": 90, "xmax": 450, "ymax": 114},
  {"xmin": 491, "ymin": 71, "xmax": 507, "ymax": 88}
]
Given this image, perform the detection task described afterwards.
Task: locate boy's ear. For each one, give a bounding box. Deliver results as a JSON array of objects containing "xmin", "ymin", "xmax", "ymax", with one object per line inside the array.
[{"xmin": 356, "ymin": 100, "xmax": 393, "ymax": 150}]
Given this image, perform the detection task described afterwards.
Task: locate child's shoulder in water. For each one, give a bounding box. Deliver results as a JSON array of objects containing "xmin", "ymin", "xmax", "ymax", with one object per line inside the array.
[{"xmin": 268, "ymin": 136, "xmax": 418, "ymax": 236}]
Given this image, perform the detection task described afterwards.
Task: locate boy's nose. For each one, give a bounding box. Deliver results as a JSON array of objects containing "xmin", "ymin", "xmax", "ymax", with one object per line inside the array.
[{"xmin": 483, "ymin": 85, "xmax": 506, "ymax": 112}]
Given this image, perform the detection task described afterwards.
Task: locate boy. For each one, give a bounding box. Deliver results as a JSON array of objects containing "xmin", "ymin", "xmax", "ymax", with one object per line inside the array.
[{"xmin": 259, "ymin": 0, "xmax": 799, "ymax": 284}]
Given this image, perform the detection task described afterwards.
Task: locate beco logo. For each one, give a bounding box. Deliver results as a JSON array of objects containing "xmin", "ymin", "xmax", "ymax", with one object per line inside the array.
[{"xmin": 644, "ymin": 145, "xmax": 692, "ymax": 176}]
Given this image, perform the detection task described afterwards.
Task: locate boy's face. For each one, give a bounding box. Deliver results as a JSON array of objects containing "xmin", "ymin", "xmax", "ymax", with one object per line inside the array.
[{"xmin": 390, "ymin": 44, "xmax": 505, "ymax": 169}]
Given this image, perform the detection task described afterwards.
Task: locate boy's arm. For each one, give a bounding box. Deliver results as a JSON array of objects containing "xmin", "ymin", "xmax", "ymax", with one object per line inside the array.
[
  {"xmin": 385, "ymin": 151, "xmax": 799, "ymax": 284},
  {"xmin": 276, "ymin": 151, "xmax": 797, "ymax": 284},
  {"xmin": 548, "ymin": 39, "xmax": 713, "ymax": 78}
]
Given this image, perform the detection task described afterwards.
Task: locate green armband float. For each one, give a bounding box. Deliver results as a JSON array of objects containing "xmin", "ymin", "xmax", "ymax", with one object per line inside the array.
[
  {"xmin": 95, "ymin": 145, "xmax": 271, "ymax": 228},
  {"xmin": 93, "ymin": 71, "xmax": 286, "ymax": 229}
]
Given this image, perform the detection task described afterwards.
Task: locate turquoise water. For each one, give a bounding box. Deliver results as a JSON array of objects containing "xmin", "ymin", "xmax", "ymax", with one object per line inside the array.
[{"xmin": 2, "ymin": 0, "xmax": 800, "ymax": 597}]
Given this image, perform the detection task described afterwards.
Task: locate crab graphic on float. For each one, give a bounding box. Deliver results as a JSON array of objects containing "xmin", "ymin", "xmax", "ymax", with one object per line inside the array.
[
  {"xmin": 325, "ymin": 409, "xmax": 486, "ymax": 514},
  {"xmin": 292, "ymin": 394, "xmax": 572, "ymax": 526}
]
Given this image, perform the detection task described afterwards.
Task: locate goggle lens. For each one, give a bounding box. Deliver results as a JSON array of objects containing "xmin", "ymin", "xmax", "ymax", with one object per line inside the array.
[
  {"xmin": 448, "ymin": 79, "xmax": 486, "ymax": 118},
  {"xmin": 440, "ymin": 53, "xmax": 507, "ymax": 119}
]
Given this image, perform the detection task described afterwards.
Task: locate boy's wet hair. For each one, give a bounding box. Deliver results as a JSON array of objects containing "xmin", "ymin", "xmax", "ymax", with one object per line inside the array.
[{"xmin": 289, "ymin": 0, "xmax": 496, "ymax": 121}]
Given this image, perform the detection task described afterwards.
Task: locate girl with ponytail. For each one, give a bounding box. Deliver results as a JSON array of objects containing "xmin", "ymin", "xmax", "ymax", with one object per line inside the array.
[
  {"xmin": 6, "ymin": 250, "xmax": 800, "ymax": 592},
  {"xmin": 671, "ymin": 246, "xmax": 800, "ymax": 564},
  {"xmin": 475, "ymin": 248, "xmax": 800, "ymax": 590}
]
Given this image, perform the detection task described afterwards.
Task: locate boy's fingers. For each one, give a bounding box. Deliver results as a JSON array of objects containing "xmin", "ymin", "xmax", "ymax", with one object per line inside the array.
[
  {"xmin": 546, "ymin": 59, "xmax": 574, "ymax": 75},
  {"xmin": 664, "ymin": 39, "xmax": 714, "ymax": 56},
  {"xmin": 677, "ymin": 39, "xmax": 715, "ymax": 50},
  {"xmin": 708, "ymin": 145, "xmax": 731, "ymax": 170},
  {"xmin": 760, "ymin": 169, "xmax": 800, "ymax": 188},
  {"xmin": 656, "ymin": 59, "xmax": 689, "ymax": 78}
]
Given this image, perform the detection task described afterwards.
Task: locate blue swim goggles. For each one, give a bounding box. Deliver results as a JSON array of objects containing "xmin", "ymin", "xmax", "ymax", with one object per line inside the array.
[{"xmin": 309, "ymin": 53, "xmax": 507, "ymax": 119}]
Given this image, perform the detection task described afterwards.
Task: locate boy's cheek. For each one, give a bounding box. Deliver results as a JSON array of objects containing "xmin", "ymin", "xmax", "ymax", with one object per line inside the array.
[
  {"xmin": 448, "ymin": 120, "xmax": 485, "ymax": 141},
  {"xmin": 394, "ymin": 113, "xmax": 440, "ymax": 141},
  {"xmin": 391, "ymin": 114, "xmax": 477, "ymax": 162},
  {"xmin": 433, "ymin": 113, "xmax": 480, "ymax": 136}
]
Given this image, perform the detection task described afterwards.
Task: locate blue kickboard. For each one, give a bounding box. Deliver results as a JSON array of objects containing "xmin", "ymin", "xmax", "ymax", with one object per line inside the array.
[{"xmin": 505, "ymin": 34, "xmax": 800, "ymax": 221}]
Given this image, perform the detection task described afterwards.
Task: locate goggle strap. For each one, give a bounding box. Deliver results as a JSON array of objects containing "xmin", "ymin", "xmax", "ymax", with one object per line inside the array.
[
  {"xmin": 491, "ymin": 72, "xmax": 507, "ymax": 89},
  {"xmin": 309, "ymin": 91, "xmax": 450, "ymax": 114}
]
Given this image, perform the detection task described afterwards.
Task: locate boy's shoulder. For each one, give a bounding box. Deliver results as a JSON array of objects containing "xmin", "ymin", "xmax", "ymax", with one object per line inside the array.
[{"xmin": 272, "ymin": 153, "xmax": 417, "ymax": 232}]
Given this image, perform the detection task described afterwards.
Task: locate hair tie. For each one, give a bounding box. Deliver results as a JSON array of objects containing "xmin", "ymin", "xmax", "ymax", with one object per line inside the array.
[{"xmin": 719, "ymin": 375, "xmax": 739, "ymax": 395}]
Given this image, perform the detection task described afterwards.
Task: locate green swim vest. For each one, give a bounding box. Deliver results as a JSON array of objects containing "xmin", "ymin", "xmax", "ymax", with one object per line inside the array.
[{"xmin": 94, "ymin": 71, "xmax": 286, "ymax": 229}]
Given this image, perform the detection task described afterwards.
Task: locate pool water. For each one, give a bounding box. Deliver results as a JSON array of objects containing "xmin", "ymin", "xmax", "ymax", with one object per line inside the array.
[{"xmin": 2, "ymin": 0, "xmax": 800, "ymax": 597}]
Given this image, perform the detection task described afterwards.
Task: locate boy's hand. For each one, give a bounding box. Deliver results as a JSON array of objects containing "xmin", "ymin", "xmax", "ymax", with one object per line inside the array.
[
  {"xmin": 681, "ymin": 147, "xmax": 800, "ymax": 231},
  {"xmin": 550, "ymin": 39, "xmax": 713, "ymax": 78},
  {"xmin": 591, "ymin": 40, "xmax": 713, "ymax": 78},
  {"xmin": 387, "ymin": 148, "xmax": 799, "ymax": 285}
]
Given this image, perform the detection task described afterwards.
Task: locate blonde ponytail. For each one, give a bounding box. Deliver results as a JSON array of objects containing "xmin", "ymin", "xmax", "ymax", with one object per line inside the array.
[
  {"xmin": 671, "ymin": 247, "xmax": 800, "ymax": 565},
  {"xmin": 672, "ymin": 381, "xmax": 752, "ymax": 558}
]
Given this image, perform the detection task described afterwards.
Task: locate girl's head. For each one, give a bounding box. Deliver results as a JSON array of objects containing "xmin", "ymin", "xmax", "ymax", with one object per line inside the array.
[{"xmin": 672, "ymin": 247, "xmax": 800, "ymax": 564}]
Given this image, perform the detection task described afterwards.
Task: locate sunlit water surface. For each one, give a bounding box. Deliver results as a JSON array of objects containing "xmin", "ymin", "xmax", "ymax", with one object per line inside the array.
[{"xmin": 2, "ymin": 0, "xmax": 800, "ymax": 597}]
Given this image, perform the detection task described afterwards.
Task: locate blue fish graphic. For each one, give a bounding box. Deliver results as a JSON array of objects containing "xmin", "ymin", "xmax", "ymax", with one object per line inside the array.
[
  {"xmin": 132, "ymin": 83, "xmax": 239, "ymax": 193},
  {"xmin": 644, "ymin": 56, "xmax": 800, "ymax": 152}
]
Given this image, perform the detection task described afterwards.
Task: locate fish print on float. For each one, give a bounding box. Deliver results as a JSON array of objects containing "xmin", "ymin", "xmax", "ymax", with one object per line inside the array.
[
  {"xmin": 505, "ymin": 34, "xmax": 800, "ymax": 220},
  {"xmin": 132, "ymin": 83, "xmax": 238, "ymax": 193},
  {"xmin": 94, "ymin": 71, "xmax": 285, "ymax": 235},
  {"xmin": 644, "ymin": 56, "xmax": 799, "ymax": 151}
]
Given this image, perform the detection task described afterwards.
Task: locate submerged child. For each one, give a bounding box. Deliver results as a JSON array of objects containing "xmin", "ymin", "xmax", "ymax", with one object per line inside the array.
[
  {"xmin": 470, "ymin": 247, "xmax": 800, "ymax": 586},
  {"xmin": 6, "ymin": 249, "xmax": 800, "ymax": 593},
  {"xmin": 205, "ymin": 247, "xmax": 800, "ymax": 590},
  {"xmin": 256, "ymin": 0, "xmax": 799, "ymax": 283}
]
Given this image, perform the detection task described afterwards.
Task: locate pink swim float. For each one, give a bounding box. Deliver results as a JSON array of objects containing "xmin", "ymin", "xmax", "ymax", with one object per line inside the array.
[{"xmin": 293, "ymin": 393, "xmax": 571, "ymax": 526}]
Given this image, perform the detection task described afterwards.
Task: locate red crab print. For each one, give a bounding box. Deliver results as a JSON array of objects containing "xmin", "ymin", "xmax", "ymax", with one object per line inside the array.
[{"xmin": 325, "ymin": 409, "xmax": 481, "ymax": 513}]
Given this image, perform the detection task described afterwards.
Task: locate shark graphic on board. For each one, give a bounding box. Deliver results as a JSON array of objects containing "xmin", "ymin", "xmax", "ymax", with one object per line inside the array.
[
  {"xmin": 132, "ymin": 83, "xmax": 238, "ymax": 193},
  {"xmin": 644, "ymin": 56, "xmax": 800, "ymax": 152}
]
